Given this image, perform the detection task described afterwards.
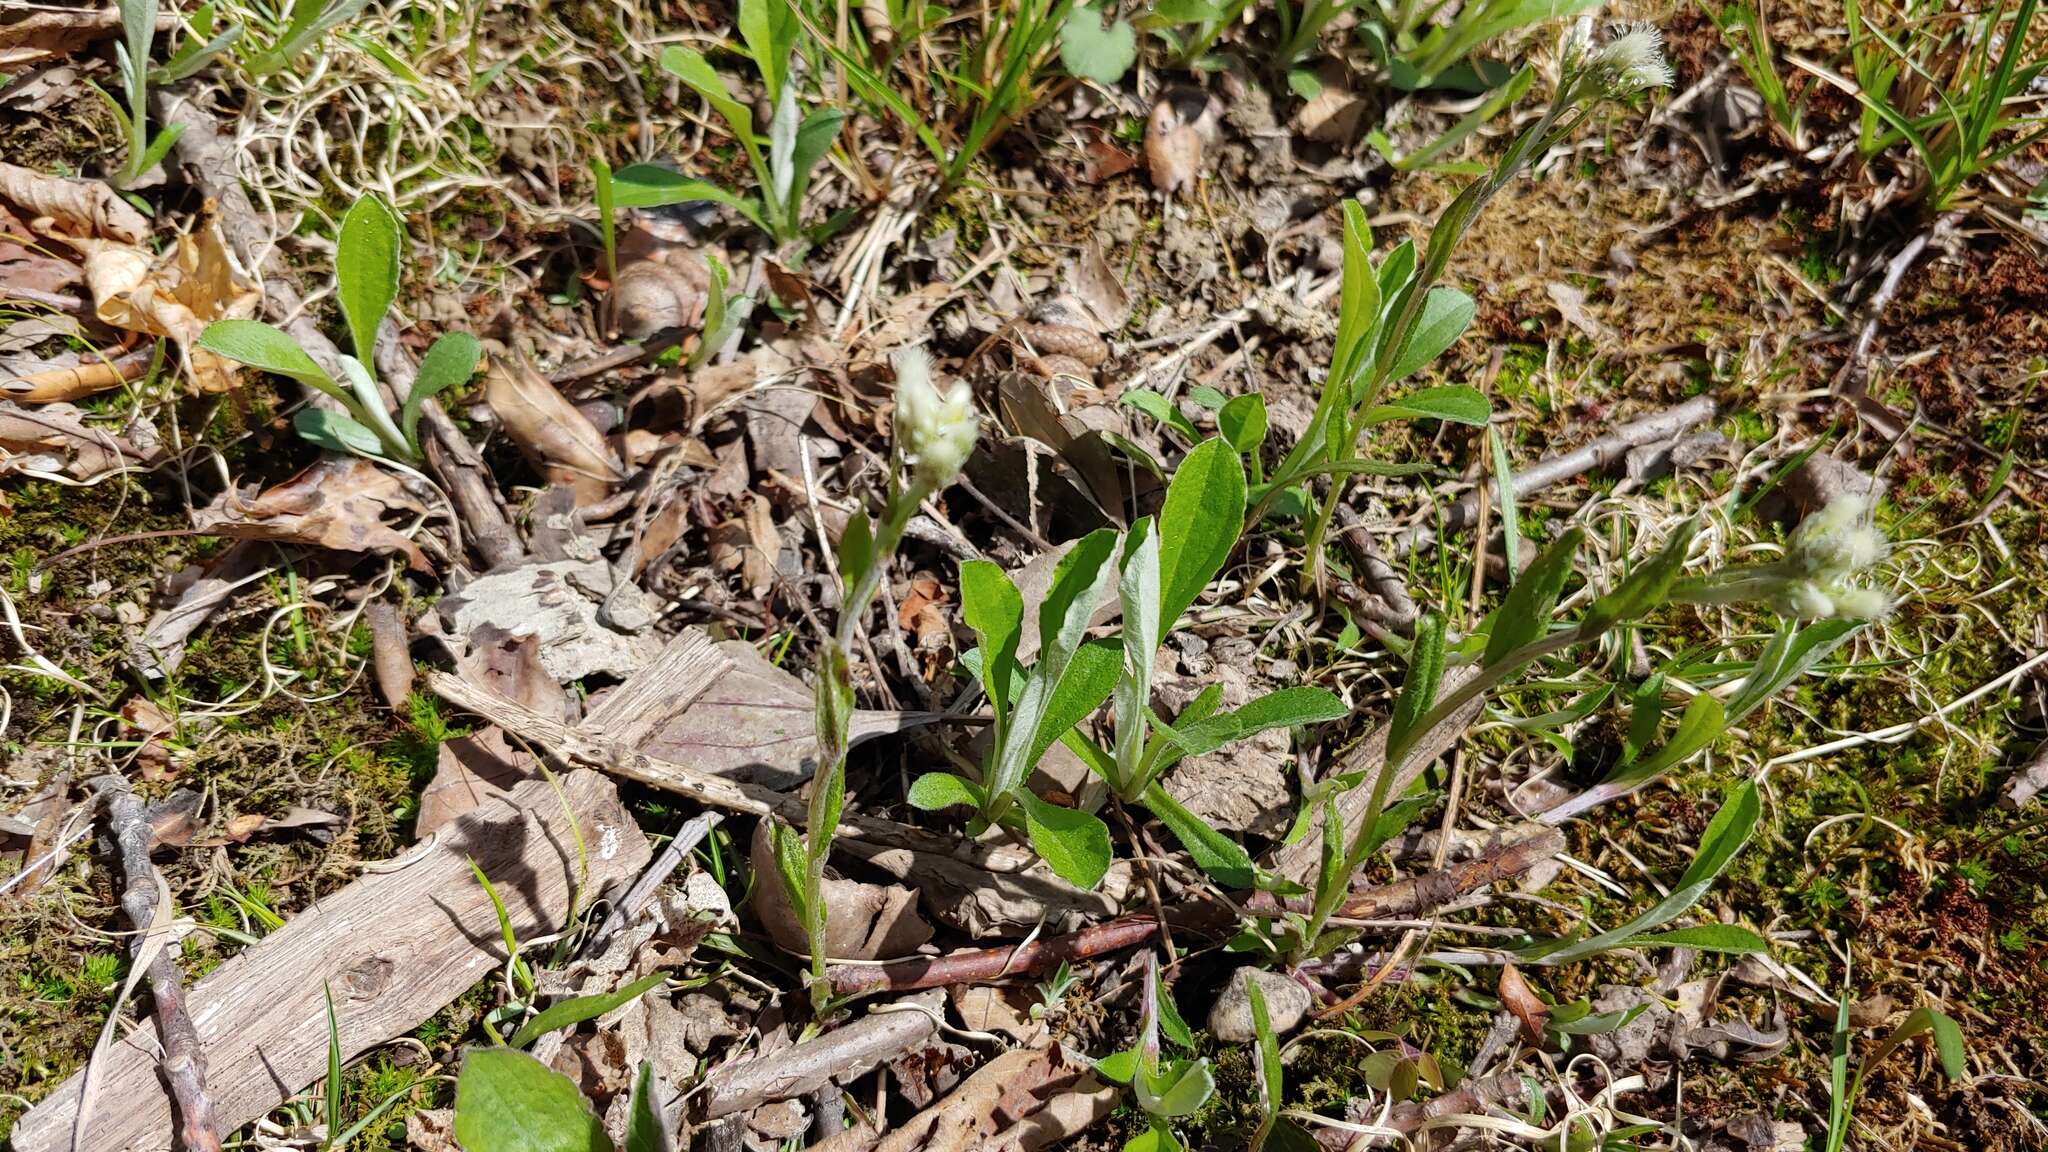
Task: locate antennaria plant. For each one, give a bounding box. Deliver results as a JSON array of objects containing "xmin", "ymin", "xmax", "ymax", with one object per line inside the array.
[
  {"xmin": 1254, "ymin": 23, "xmax": 1676, "ymax": 589},
  {"xmin": 775, "ymin": 347, "xmax": 978, "ymax": 1010},
  {"xmin": 198, "ymin": 195, "xmax": 481, "ymax": 465},
  {"xmin": 92, "ymin": 0, "xmax": 186, "ymax": 188}
]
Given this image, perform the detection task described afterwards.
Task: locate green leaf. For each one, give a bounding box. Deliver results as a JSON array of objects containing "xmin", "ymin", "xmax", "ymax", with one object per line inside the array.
[
  {"xmin": 1113, "ymin": 518, "xmax": 1162, "ymax": 794},
  {"xmin": 1332, "ymin": 200, "xmax": 1380, "ymax": 389},
  {"xmin": 1152, "ymin": 686, "xmax": 1345, "ymax": 765},
  {"xmin": 1619, "ymin": 924, "xmax": 1770, "ymax": 954},
  {"xmin": 907, "ymin": 772, "xmax": 984, "ymax": 812},
  {"xmin": 198, "ymin": 319, "xmax": 337, "ymax": 393},
  {"xmin": 1093, "ymin": 1048, "xmax": 1139, "ymax": 1084},
  {"xmin": 768, "ymin": 819, "xmax": 811, "ymax": 936},
  {"xmin": 510, "ymin": 972, "xmax": 668, "ymax": 1049},
  {"xmin": 1488, "ymin": 425, "xmax": 1519, "ymax": 587},
  {"xmin": 1121, "ymin": 389, "xmax": 1199, "ymax": 439},
  {"xmin": 736, "ymin": 0, "xmax": 795, "ymax": 100},
  {"xmin": 1157, "ymin": 439, "xmax": 1246, "ymax": 628},
  {"xmin": 658, "ymin": 47, "xmax": 753, "ymax": 146},
  {"xmin": 1126, "ymin": 1122, "xmax": 1183, "ymax": 1152},
  {"xmin": 1387, "ymin": 612, "xmax": 1445, "ymax": 758},
  {"xmin": 336, "ymin": 194, "xmax": 401, "ymax": 364},
  {"xmin": 294, "ymin": 408, "xmax": 385, "ymax": 457},
  {"xmin": 610, "ymin": 165, "xmax": 760, "ymax": 219},
  {"xmin": 1155, "ymin": 980, "xmax": 1194, "ymax": 1049},
  {"xmin": 1135, "ymin": 1056, "xmax": 1216, "ymax": 1118},
  {"xmin": 786, "ymin": 107, "xmax": 845, "ymax": 223},
  {"xmin": 1583, "ymin": 516, "xmax": 1701, "ymax": 633},
  {"xmin": 455, "ymin": 1047, "xmax": 615, "ymax": 1152},
  {"xmin": 1018, "ymin": 791, "xmax": 1112, "ymax": 889},
  {"xmin": 959, "ymin": 559, "xmax": 1024, "ymax": 735},
  {"xmin": 838, "ymin": 510, "xmax": 874, "ymax": 596},
  {"xmin": 324, "ymin": 982, "xmax": 342, "ymax": 1137},
  {"xmin": 1385, "ymin": 286, "xmax": 1475, "ymax": 382},
  {"xmin": 1029, "ymin": 639, "xmax": 1122, "ymax": 769},
  {"xmin": 1142, "ymin": 783, "xmax": 1254, "ymax": 889},
  {"xmin": 1248, "ymin": 974, "xmax": 1283, "ymax": 1113},
  {"xmin": 1359, "ymin": 384, "xmax": 1490, "ymax": 427},
  {"xmin": 400, "ymin": 331, "xmax": 480, "ymax": 448},
  {"xmin": 1607, "ymin": 692, "xmax": 1725, "ymax": 790},
  {"xmin": 1525, "ymin": 780, "xmax": 1761, "ymax": 965},
  {"xmin": 1286, "ymin": 68, "xmax": 1321, "ymax": 100},
  {"xmin": 1483, "ymin": 526, "xmax": 1581, "ymax": 666},
  {"xmin": 1060, "ymin": 2, "xmax": 1137, "ymax": 84},
  {"xmin": 1218, "ymin": 393, "xmax": 1268, "ymax": 453},
  {"xmin": 1727, "ymin": 618, "xmax": 1861, "ymax": 724},
  {"xmin": 625, "ymin": 1061, "xmax": 672, "ymax": 1152},
  {"xmin": 1622, "ymin": 673, "xmax": 1667, "ymax": 766}
]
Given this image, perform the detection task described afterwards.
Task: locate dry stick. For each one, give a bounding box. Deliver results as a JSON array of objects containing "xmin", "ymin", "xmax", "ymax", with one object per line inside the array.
[
  {"xmin": 372, "ymin": 326, "xmax": 524, "ymax": 570},
  {"xmin": 547, "ymin": 326, "xmax": 687, "ymax": 387},
  {"xmin": 1390, "ymin": 395, "xmax": 1720, "ymax": 560},
  {"xmin": 1333, "ymin": 505, "xmax": 1417, "ymax": 633},
  {"xmin": 91, "ymin": 775, "xmax": 222, "ymax": 1152},
  {"xmin": 697, "ymin": 990, "xmax": 944, "ymax": 1120},
  {"xmin": 588, "ymin": 810, "xmax": 724, "ymax": 953},
  {"xmin": 1834, "ymin": 211, "xmax": 1964, "ymax": 404}
]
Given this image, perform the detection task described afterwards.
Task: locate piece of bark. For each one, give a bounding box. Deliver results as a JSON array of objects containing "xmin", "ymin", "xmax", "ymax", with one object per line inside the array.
[
  {"xmin": 699, "ymin": 991, "xmax": 944, "ymax": 1120},
  {"xmin": 12, "ymin": 770, "xmax": 649, "ymax": 1152},
  {"xmin": 1264, "ymin": 666, "xmax": 1485, "ymax": 885},
  {"xmin": 365, "ymin": 600, "xmax": 413, "ymax": 709},
  {"xmin": 805, "ymin": 1045, "xmax": 1102, "ymax": 1152}
]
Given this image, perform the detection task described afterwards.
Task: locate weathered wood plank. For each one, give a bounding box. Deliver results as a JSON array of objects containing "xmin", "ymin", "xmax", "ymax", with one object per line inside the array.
[{"xmin": 14, "ymin": 769, "xmax": 648, "ymax": 1152}]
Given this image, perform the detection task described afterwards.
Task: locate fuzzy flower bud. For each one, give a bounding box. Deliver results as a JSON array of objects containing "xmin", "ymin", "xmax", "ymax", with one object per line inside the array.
[
  {"xmin": 1573, "ymin": 22, "xmax": 1675, "ymax": 97},
  {"xmin": 893, "ymin": 346, "xmax": 977, "ymax": 492},
  {"xmin": 1769, "ymin": 496, "xmax": 1891, "ymax": 620}
]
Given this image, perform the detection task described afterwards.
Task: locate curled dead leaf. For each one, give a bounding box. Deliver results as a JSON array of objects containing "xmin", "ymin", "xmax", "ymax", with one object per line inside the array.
[
  {"xmin": 0, "ymin": 160, "xmax": 149, "ymax": 243},
  {"xmin": 36, "ymin": 215, "xmax": 260, "ymax": 396},
  {"xmin": 191, "ymin": 455, "xmax": 433, "ymax": 573},
  {"xmin": 485, "ymin": 350, "xmax": 624, "ymax": 505},
  {"xmin": 750, "ymin": 819, "xmax": 934, "ymax": 961},
  {"xmin": 0, "ymin": 399, "xmax": 158, "ymax": 479},
  {"xmin": 1145, "ymin": 88, "xmax": 1217, "ymax": 196},
  {"xmin": 1498, "ymin": 962, "xmax": 1550, "ymax": 1044},
  {"xmin": 611, "ymin": 252, "xmax": 707, "ymax": 341},
  {"xmin": 707, "ymin": 492, "xmax": 780, "ymax": 598}
]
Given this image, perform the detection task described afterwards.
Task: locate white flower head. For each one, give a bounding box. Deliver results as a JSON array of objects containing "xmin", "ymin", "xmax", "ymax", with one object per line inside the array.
[
  {"xmin": 1787, "ymin": 495, "xmax": 1888, "ymax": 579},
  {"xmin": 893, "ymin": 346, "xmax": 977, "ymax": 492},
  {"xmin": 1585, "ymin": 22, "xmax": 1675, "ymax": 95}
]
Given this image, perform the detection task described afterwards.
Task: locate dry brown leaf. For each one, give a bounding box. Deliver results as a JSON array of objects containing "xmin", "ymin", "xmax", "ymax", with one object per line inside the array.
[
  {"xmin": 0, "ymin": 398, "xmax": 155, "ymax": 478},
  {"xmin": 949, "ymin": 986, "xmax": 1046, "ymax": 1044},
  {"xmin": 707, "ymin": 492, "xmax": 779, "ymax": 597},
  {"xmin": 485, "ymin": 351, "xmax": 623, "ymax": 505},
  {"xmin": 192, "ymin": 456, "xmax": 433, "ymax": 573},
  {"xmin": 1498, "ymin": 963, "xmax": 1549, "ymax": 1044},
  {"xmin": 1145, "ymin": 90, "xmax": 1214, "ymax": 196},
  {"xmin": 40, "ymin": 216, "xmax": 259, "ymax": 396},
  {"xmin": 417, "ymin": 729, "xmax": 539, "ymax": 837},
  {"xmin": 1, "ymin": 350, "xmax": 153, "ymax": 403},
  {"xmin": 750, "ymin": 819, "xmax": 934, "ymax": 961},
  {"xmin": 1077, "ymin": 125, "xmax": 1137, "ymax": 184},
  {"xmin": 0, "ymin": 7, "xmax": 161, "ymax": 67},
  {"xmin": 0, "ymin": 160, "xmax": 149, "ymax": 243},
  {"xmin": 1067, "ymin": 241, "xmax": 1131, "ymax": 333},
  {"xmin": 1295, "ymin": 63, "xmax": 1367, "ymax": 142}
]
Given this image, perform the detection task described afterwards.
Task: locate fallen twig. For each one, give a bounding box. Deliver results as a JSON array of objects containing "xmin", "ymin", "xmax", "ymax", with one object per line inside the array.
[
  {"xmin": 827, "ymin": 915, "xmax": 1165, "ymax": 997},
  {"xmin": 698, "ymin": 990, "xmax": 943, "ymax": 1120},
  {"xmin": 547, "ymin": 327, "xmax": 687, "ymax": 386},
  {"xmin": 89, "ymin": 775, "xmax": 222, "ymax": 1152},
  {"xmin": 1391, "ymin": 395, "xmax": 1719, "ymax": 559}
]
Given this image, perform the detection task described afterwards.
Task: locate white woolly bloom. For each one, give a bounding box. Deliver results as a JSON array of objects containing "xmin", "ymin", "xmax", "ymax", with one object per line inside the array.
[
  {"xmin": 1586, "ymin": 23, "xmax": 1675, "ymax": 95},
  {"xmin": 893, "ymin": 346, "xmax": 977, "ymax": 492},
  {"xmin": 1787, "ymin": 495, "xmax": 1888, "ymax": 578}
]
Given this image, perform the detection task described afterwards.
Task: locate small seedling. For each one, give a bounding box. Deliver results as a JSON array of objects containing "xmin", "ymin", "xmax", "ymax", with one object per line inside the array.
[
  {"xmin": 198, "ymin": 195, "xmax": 481, "ymax": 465},
  {"xmin": 1092, "ymin": 952, "xmax": 1215, "ymax": 1152}
]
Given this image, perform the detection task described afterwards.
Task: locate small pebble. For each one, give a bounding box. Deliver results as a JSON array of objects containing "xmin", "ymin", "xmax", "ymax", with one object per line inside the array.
[{"xmin": 1208, "ymin": 967, "xmax": 1312, "ymax": 1043}]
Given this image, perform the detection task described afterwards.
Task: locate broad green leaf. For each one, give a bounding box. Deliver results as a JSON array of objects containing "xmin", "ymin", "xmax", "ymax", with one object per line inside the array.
[
  {"xmin": 1121, "ymin": 389, "xmax": 1199, "ymax": 439},
  {"xmin": 1157, "ymin": 439, "xmax": 1246, "ymax": 627},
  {"xmin": 1385, "ymin": 286, "xmax": 1474, "ymax": 383},
  {"xmin": 1583, "ymin": 516, "xmax": 1701, "ymax": 633},
  {"xmin": 1136, "ymin": 1056, "xmax": 1215, "ymax": 1118},
  {"xmin": 1152, "ymin": 0, "xmax": 1224, "ymax": 21},
  {"xmin": 1375, "ymin": 241, "xmax": 1416, "ymax": 312},
  {"xmin": 1029, "ymin": 638, "xmax": 1121, "ymax": 768},
  {"xmin": 294, "ymin": 408, "xmax": 384, "ymax": 457},
  {"xmin": 1727, "ymin": 618, "xmax": 1861, "ymax": 723},
  {"xmin": 659, "ymin": 47, "xmax": 754, "ymax": 147},
  {"xmin": 787, "ymin": 107, "xmax": 845, "ymax": 221},
  {"xmin": 1524, "ymin": 780, "xmax": 1760, "ymax": 964},
  {"xmin": 1218, "ymin": 393, "xmax": 1268, "ymax": 453},
  {"xmin": 510, "ymin": 972, "xmax": 667, "ymax": 1049},
  {"xmin": 400, "ymin": 331, "xmax": 480, "ymax": 447},
  {"xmin": 1060, "ymin": 2, "xmax": 1137, "ymax": 84},
  {"xmin": 1332, "ymin": 200, "xmax": 1379, "ymax": 389},
  {"xmin": 838, "ymin": 510, "xmax": 874, "ymax": 596},
  {"xmin": 769, "ymin": 819, "xmax": 810, "ymax": 930},
  {"xmin": 199, "ymin": 320, "xmax": 337, "ymax": 393},
  {"xmin": 626, "ymin": 1061, "xmax": 672, "ymax": 1152},
  {"xmin": 907, "ymin": 771, "xmax": 984, "ymax": 812},
  {"xmin": 1155, "ymin": 980, "xmax": 1194, "ymax": 1049},
  {"xmin": 1887, "ymin": 1007, "xmax": 1966, "ymax": 1081},
  {"xmin": 1359, "ymin": 384, "xmax": 1490, "ymax": 427},
  {"xmin": 336, "ymin": 195, "xmax": 401, "ymax": 363},
  {"xmin": 455, "ymin": 1047, "xmax": 615, "ymax": 1152},
  {"xmin": 1387, "ymin": 612, "xmax": 1445, "ymax": 758},
  {"xmin": 1483, "ymin": 526, "xmax": 1581, "ymax": 666},
  {"xmin": 1143, "ymin": 782, "xmax": 1254, "ymax": 889},
  {"xmin": 1619, "ymin": 924, "xmax": 1770, "ymax": 954},
  {"xmin": 610, "ymin": 165, "xmax": 760, "ymax": 223},
  {"xmin": 959, "ymin": 559, "xmax": 1024, "ymax": 733},
  {"xmin": 1622, "ymin": 673, "xmax": 1667, "ymax": 766},
  {"xmin": 1126, "ymin": 1123, "xmax": 1183, "ymax": 1152},
  {"xmin": 1018, "ymin": 790, "xmax": 1112, "ymax": 889},
  {"xmin": 1093, "ymin": 1048, "xmax": 1139, "ymax": 1084},
  {"xmin": 1606, "ymin": 692, "xmax": 1724, "ymax": 789},
  {"xmin": 736, "ymin": 0, "xmax": 795, "ymax": 100},
  {"xmin": 1152, "ymin": 686, "xmax": 1345, "ymax": 765},
  {"xmin": 1114, "ymin": 518, "xmax": 1162, "ymax": 793}
]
